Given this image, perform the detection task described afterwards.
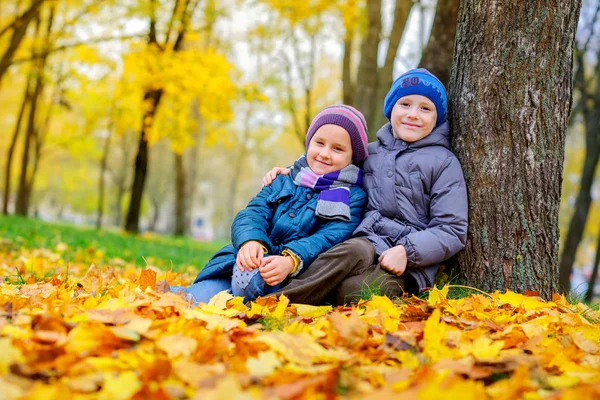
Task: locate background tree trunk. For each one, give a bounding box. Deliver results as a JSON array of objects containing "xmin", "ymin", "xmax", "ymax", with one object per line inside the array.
[
  {"xmin": 96, "ymin": 126, "xmax": 112, "ymax": 229},
  {"xmin": 3, "ymin": 67, "xmax": 33, "ymax": 214},
  {"xmin": 342, "ymin": 35, "xmax": 354, "ymax": 106},
  {"xmin": 558, "ymin": 41, "xmax": 600, "ymax": 291},
  {"xmin": 0, "ymin": 0, "xmax": 44, "ymax": 87},
  {"xmin": 124, "ymin": 89, "xmax": 161, "ymax": 233},
  {"xmin": 450, "ymin": 0, "xmax": 581, "ymax": 299},
  {"xmin": 370, "ymin": 0, "xmax": 414, "ymax": 131},
  {"xmin": 15, "ymin": 7, "xmax": 51, "ymax": 216},
  {"xmin": 585, "ymin": 233, "xmax": 600, "ymax": 302},
  {"xmin": 174, "ymin": 153, "xmax": 186, "ymax": 236},
  {"xmin": 418, "ymin": 0, "xmax": 460, "ymax": 87},
  {"xmin": 353, "ymin": 0, "xmax": 382, "ymax": 136}
]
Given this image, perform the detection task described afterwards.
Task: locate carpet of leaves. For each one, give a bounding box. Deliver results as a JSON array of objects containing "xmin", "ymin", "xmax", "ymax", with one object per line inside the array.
[{"xmin": 1, "ymin": 247, "xmax": 600, "ymax": 399}]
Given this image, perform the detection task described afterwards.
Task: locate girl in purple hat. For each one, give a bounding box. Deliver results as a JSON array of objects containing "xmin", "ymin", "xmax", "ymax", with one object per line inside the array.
[{"xmin": 171, "ymin": 105, "xmax": 369, "ymax": 303}]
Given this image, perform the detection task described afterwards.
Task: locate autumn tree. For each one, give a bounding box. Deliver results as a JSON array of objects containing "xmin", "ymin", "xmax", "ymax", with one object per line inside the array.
[
  {"xmin": 124, "ymin": 0, "xmax": 237, "ymax": 233},
  {"xmin": 450, "ymin": 1, "xmax": 581, "ymax": 298}
]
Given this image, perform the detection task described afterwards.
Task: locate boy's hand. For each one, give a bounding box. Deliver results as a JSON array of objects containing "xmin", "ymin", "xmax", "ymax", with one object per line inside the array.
[
  {"xmin": 259, "ymin": 256, "xmax": 294, "ymax": 286},
  {"xmin": 262, "ymin": 167, "xmax": 289, "ymax": 186},
  {"xmin": 378, "ymin": 245, "xmax": 408, "ymax": 276},
  {"xmin": 236, "ymin": 241, "xmax": 264, "ymax": 272}
]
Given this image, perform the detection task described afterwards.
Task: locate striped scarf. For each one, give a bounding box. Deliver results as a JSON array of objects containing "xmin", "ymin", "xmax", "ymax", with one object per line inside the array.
[{"xmin": 289, "ymin": 155, "xmax": 363, "ymax": 221}]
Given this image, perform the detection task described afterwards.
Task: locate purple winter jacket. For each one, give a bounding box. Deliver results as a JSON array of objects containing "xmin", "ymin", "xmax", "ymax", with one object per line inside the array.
[{"xmin": 352, "ymin": 121, "xmax": 468, "ymax": 290}]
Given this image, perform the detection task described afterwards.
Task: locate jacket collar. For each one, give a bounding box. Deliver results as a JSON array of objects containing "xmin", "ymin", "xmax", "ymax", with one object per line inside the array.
[{"xmin": 376, "ymin": 121, "xmax": 450, "ymax": 151}]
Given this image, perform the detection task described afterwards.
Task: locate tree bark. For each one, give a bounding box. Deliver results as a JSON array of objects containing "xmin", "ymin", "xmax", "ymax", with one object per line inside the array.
[
  {"xmin": 353, "ymin": 0, "xmax": 382, "ymax": 136},
  {"xmin": 371, "ymin": 0, "xmax": 414, "ymax": 131},
  {"xmin": 3, "ymin": 66, "xmax": 33, "ymax": 214},
  {"xmin": 450, "ymin": 0, "xmax": 581, "ymax": 299},
  {"xmin": 418, "ymin": 0, "xmax": 460, "ymax": 88},
  {"xmin": 174, "ymin": 152, "xmax": 186, "ymax": 236},
  {"xmin": 558, "ymin": 46, "xmax": 600, "ymax": 291}
]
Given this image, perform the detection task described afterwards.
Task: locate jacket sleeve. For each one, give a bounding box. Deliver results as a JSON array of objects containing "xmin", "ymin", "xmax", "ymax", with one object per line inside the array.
[
  {"xmin": 398, "ymin": 155, "xmax": 468, "ymax": 267},
  {"xmin": 231, "ymin": 178, "xmax": 279, "ymax": 251},
  {"xmin": 284, "ymin": 188, "xmax": 367, "ymax": 274}
]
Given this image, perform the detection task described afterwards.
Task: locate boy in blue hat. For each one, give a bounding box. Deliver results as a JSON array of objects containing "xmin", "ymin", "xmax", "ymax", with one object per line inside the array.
[{"xmin": 263, "ymin": 68, "xmax": 468, "ymax": 304}]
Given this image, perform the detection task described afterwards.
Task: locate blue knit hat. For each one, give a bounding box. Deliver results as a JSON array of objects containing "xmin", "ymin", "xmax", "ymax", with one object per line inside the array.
[{"xmin": 383, "ymin": 68, "xmax": 447, "ymax": 128}]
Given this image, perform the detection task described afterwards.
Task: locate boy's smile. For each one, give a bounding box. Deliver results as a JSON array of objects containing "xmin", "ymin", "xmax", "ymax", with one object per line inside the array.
[
  {"xmin": 306, "ymin": 124, "xmax": 353, "ymax": 175},
  {"xmin": 390, "ymin": 95, "xmax": 438, "ymax": 142}
]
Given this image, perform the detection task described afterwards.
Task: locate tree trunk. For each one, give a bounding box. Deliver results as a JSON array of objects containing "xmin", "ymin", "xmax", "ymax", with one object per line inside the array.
[
  {"xmin": 353, "ymin": 0, "xmax": 382, "ymax": 137},
  {"xmin": 585, "ymin": 233, "xmax": 600, "ymax": 303},
  {"xmin": 115, "ymin": 184, "xmax": 125, "ymax": 227},
  {"xmin": 96, "ymin": 127, "xmax": 112, "ymax": 229},
  {"xmin": 174, "ymin": 152, "xmax": 186, "ymax": 236},
  {"xmin": 418, "ymin": 0, "xmax": 460, "ymax": 88},
  {"xmin": 342, "ymin": 35, "xmax": 354, "ymax": 106},
  {"xmin": 124, "ymin": 88, "xmax": 162, "ymax": 233},
  {"xmin": 371, "ymin": 0, "xmax": 414, "ymax": 131},
  {"xmin": 15, "ymin": 4, "xmax": 53, "ymax": 216},
  {"xmin": 226, "ymin": 110, "xmax": 251, "ymax": 228},
  {"xmin": 558, "ymin": 46, "xmax": 600, "ymax": 291},
  {"xmin": 3, "ymin": 66, "xmax": 33, "ymax": 214},
  {"xmin": 149, "ymin": 197, "xmax": 160, "ymax": 232},
  {"xmin": 450, "ymin": 0, "xmax": 581, "ymax": 299},
  {"xmin": 0, "ymin": 0, "xmax": 44, "ymax": 87}
]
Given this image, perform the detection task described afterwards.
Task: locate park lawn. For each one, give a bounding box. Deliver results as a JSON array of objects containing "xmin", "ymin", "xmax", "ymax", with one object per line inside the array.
[{"xmin": 0, "ymin": 215, "xmax": 225, "ymax": 272}]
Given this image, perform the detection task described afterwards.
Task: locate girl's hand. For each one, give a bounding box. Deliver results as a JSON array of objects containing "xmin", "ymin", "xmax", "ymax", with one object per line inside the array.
[
  {"xmin": 236, "ymin": 241, "xmax": 264, "ymax": 272},
  {"xmin": 259, "ymin": 256, "xmax": 294, "ymax": 286},
  {"xmin": 378, "ymin": 245, "xmax": 408, "ymax": 276},
  {"xmin": 262, "ymin": 167, "xmax": 289, "ymax": 186}
]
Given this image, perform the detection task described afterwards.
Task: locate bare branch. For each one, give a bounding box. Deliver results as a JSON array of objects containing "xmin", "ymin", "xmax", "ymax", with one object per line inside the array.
[{"xmin": 9, "ymin": 33, "xmax": 148, "ymax": 65}]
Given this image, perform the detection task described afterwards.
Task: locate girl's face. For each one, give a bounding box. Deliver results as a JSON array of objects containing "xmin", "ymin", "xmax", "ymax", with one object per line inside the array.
[
  {"xmin": 307, "ymin": 124, "xmax": 353, "ymax": 175},
  {"xmin": 390, "ymin": 95, "xmax": 437, "ymax": 142}
]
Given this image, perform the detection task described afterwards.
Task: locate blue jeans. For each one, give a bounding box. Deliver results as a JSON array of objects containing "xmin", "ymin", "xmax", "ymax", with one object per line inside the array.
[
  {"xmin": 171, "ymin": 269, "xmax": 281, "ymax": 304},
  {"xmin": 170, "ymin": 277, "xmax": 231, "ymax": 304}
]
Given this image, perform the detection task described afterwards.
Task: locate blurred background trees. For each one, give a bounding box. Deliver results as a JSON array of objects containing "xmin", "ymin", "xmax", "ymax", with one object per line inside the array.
[{"xmin": 1, "ymin": 0, "xmax": 599, "ymax": 299}]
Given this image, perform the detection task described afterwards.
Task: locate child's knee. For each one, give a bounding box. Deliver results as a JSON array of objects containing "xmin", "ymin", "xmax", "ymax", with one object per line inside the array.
[{"xmin": 335, "ymin": 237, "xmax": 375, "ymax": 260}]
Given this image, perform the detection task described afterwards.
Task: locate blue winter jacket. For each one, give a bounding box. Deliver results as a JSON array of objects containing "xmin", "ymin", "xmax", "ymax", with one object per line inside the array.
[
  {"xmin": 353, "ymin": 122, "xmax": 468, "ymax": 290},
  {"xmin": 194, "ymin": 174, "xmax": 367, "ymax": 283}
]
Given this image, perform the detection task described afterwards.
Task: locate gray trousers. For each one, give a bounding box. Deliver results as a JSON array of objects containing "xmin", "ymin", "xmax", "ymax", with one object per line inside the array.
[{"xmin": 271, "ymin": 238, "xmax": 417, "ymax": 305}]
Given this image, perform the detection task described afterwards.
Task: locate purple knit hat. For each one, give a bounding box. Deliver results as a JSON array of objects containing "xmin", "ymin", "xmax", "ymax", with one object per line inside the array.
[{"xmin": 305, "ymin": 105, "xmax": 369, "ymax": 163}]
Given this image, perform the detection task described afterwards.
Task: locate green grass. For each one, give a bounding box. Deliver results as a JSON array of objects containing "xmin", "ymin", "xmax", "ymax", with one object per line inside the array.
[{"xmin": 0, "ymin": 215, "xmax": 226, "ymax": 271}]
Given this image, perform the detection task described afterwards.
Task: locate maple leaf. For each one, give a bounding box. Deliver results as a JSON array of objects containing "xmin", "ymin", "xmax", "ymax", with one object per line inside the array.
[{"xmin": 138, "ymin": 269, "xmax": 157, "ymax": 291}]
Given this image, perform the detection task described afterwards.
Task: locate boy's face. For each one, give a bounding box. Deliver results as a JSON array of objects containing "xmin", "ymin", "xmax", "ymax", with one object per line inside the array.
[
  {"xmin": 307, "ymin": 124, "xmax": 353, "ymax": 175},
  {"xmin": 390, "ymin": 95, "xmax": 437, "ymax": 142}
]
